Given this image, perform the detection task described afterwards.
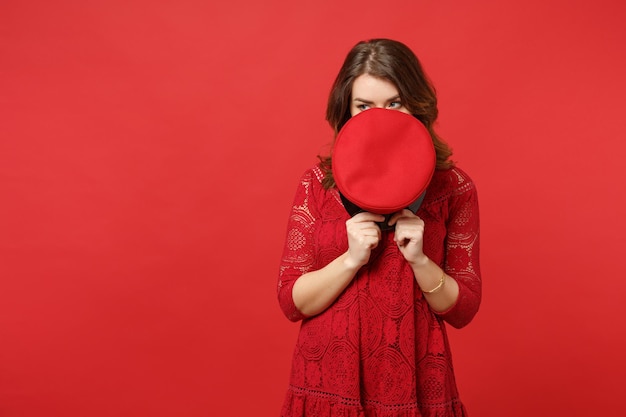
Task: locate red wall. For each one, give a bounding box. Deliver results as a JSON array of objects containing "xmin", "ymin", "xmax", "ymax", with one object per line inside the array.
[{"xmin": 2, "ymin": 1, "xmax": 625, "ymax": 416}]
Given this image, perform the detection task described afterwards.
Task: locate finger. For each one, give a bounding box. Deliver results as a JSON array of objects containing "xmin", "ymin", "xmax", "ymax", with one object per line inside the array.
[
  {"xmin": 356, "ymin": 229, "xmax": 381, "ymax": 241},
  {"xmin": 388, "ymin": 209, "xmax": 418, "ymax": 226},
  {"xmin": 362, "ymin": 235, "xmax": 380, "ymax": 249},
  {"xmin": 395, "ymin": 233, "xmax": 420, "ymax": 248},
  {"xmin": 348, "ymin": 221, "xmax": 380, "ymax": 236},
  {"xmin": 350, "ymin": 212, "xmax": 386, "ymax": 224},
  {"xmin": 394, "ymin": 231, "xmax": 412, "ymax": 247},
  {"xmin": 394, "ymin": 224, "xmax": 424, "ymax": 245}
]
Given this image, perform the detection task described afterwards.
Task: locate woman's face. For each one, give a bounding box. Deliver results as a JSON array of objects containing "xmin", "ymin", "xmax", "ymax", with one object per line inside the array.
[{"xmin": 349, "ymin": 73, "xmax": 411, "ymax": 116}]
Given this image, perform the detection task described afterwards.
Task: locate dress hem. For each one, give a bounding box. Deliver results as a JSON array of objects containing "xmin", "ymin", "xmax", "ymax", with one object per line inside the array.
[{"xmin": 281, "ymin": 385, "xmax": 468, "ymax": 417}]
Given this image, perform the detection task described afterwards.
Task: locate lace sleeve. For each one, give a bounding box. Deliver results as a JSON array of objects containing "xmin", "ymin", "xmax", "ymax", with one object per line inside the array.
[
  {"xmin": 277, "ymin": 168, "xmax": 320, "ymax": 322},
  {"xmin": 437, "ymin": 172, "xmax": 482, "ymax": 328}
]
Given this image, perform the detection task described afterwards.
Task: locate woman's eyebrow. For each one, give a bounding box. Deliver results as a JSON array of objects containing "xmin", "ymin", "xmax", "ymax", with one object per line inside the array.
[{"xmin": 353, "ymin": 95, "xmax": 401, "ymax": 104}]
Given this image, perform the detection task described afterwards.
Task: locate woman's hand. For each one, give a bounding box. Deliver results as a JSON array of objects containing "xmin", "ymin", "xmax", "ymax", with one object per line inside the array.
[
  {"xmin": 389, "ymin": 209, "xmax": 428, "ymax": 266},
  {"xmin": 345, "ymin": 212, "xmax": 384, "ymax": 268}
]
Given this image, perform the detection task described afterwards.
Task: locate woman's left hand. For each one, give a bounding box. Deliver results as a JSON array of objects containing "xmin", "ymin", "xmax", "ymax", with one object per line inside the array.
[{"xmin": 388, "ymin": 209, "xmax": 428, "ymax": 266}]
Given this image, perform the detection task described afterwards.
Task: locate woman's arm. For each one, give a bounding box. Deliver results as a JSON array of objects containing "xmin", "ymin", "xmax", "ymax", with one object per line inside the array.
[
  {"xmin": 277, "ymin": 168, "xmax": 385, "ymax": 321},
  {"xmin": 390, "ymin": 175, "xmax": 481, "ymax": 328},
  {"xmin": 389, "ymin": 210, "xmax": 461, "ymax": 313},
  {"xmin": 292, "ymin": 212, "xmax": 384, "ymax": 317}
]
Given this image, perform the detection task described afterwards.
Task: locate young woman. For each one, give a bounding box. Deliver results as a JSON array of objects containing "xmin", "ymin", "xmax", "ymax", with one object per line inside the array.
[{"xmin": 277, "ymin": 38, "xmax": 481, "ymax": 417}]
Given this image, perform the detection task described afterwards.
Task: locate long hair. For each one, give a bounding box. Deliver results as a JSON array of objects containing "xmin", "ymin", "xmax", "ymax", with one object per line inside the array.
[{"xmin": 320, "ymin": 39, "xmax": 454, "ymax": 189}]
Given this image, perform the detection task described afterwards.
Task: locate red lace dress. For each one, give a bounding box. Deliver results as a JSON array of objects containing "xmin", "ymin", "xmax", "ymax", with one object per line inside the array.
[{"xmin": 277, "ymin": 164, "xmax": 481, "ymax": 417}]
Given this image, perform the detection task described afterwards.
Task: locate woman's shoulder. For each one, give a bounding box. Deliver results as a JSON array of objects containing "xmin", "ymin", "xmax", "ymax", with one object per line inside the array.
[
  {"xmin": 297, "ymin": 163, "xmax": 326, "ymax": 185},
  {"xmin": 291, "ymin": 163, "xmax": 331, "ymax": 199},
  {"xmin": 432, "ymin": 166, "xmax": 475, "ymax": 187},
  {"xmin": 426, "ymin": 166, "xmax": 477, "ymax": 203}
]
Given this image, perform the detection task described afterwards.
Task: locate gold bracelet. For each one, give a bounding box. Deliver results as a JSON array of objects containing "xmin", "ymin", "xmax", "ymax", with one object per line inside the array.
[{"xmin": 423, "ymin": 271, "xmax": 446, "ymax": 294}]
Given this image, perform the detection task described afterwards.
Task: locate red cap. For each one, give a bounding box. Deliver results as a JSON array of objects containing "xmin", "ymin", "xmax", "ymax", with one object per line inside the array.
[{"xmin": 332, "ymin": 108, "xmax": 435, "ymax": 215}]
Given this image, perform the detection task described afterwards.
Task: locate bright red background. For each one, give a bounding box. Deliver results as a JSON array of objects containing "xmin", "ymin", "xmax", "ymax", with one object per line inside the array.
[{"xmin": 1, "ymin": 1, "xmax": 625, "ymax": 416}]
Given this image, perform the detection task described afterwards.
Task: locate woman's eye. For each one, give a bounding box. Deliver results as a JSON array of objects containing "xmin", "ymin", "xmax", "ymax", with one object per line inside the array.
[
  {"xmin": 357, "ymin": 104, "xmax": 370, "ymax": 111},
  {"xmin": 388, "ymin": 101, "xmax": 402, "ymax": 109}
]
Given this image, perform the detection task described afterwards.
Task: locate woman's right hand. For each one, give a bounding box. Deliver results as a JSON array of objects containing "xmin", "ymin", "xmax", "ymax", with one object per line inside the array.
[{"xmin": 345, "ymin": 212, "xmax": 385, "ymax": 268}]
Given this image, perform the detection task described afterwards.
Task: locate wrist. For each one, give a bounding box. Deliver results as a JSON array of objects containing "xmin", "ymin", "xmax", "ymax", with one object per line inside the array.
[
  {"xmin": 422, "ymin": 271, "xmax": 446, "ymax": 294},
  {"xmin": 408, "ymin": 254, "xmax": 430, "ymax": 268},
  {"xmin": 342, "ymin": 252, "xmax": 364, "ymax": 271}
]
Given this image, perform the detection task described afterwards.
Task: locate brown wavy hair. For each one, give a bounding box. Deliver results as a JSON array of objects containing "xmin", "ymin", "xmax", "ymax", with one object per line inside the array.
[{"xmin": 320, "ymin": 38, "xmax": 454, "ymax": 189}]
